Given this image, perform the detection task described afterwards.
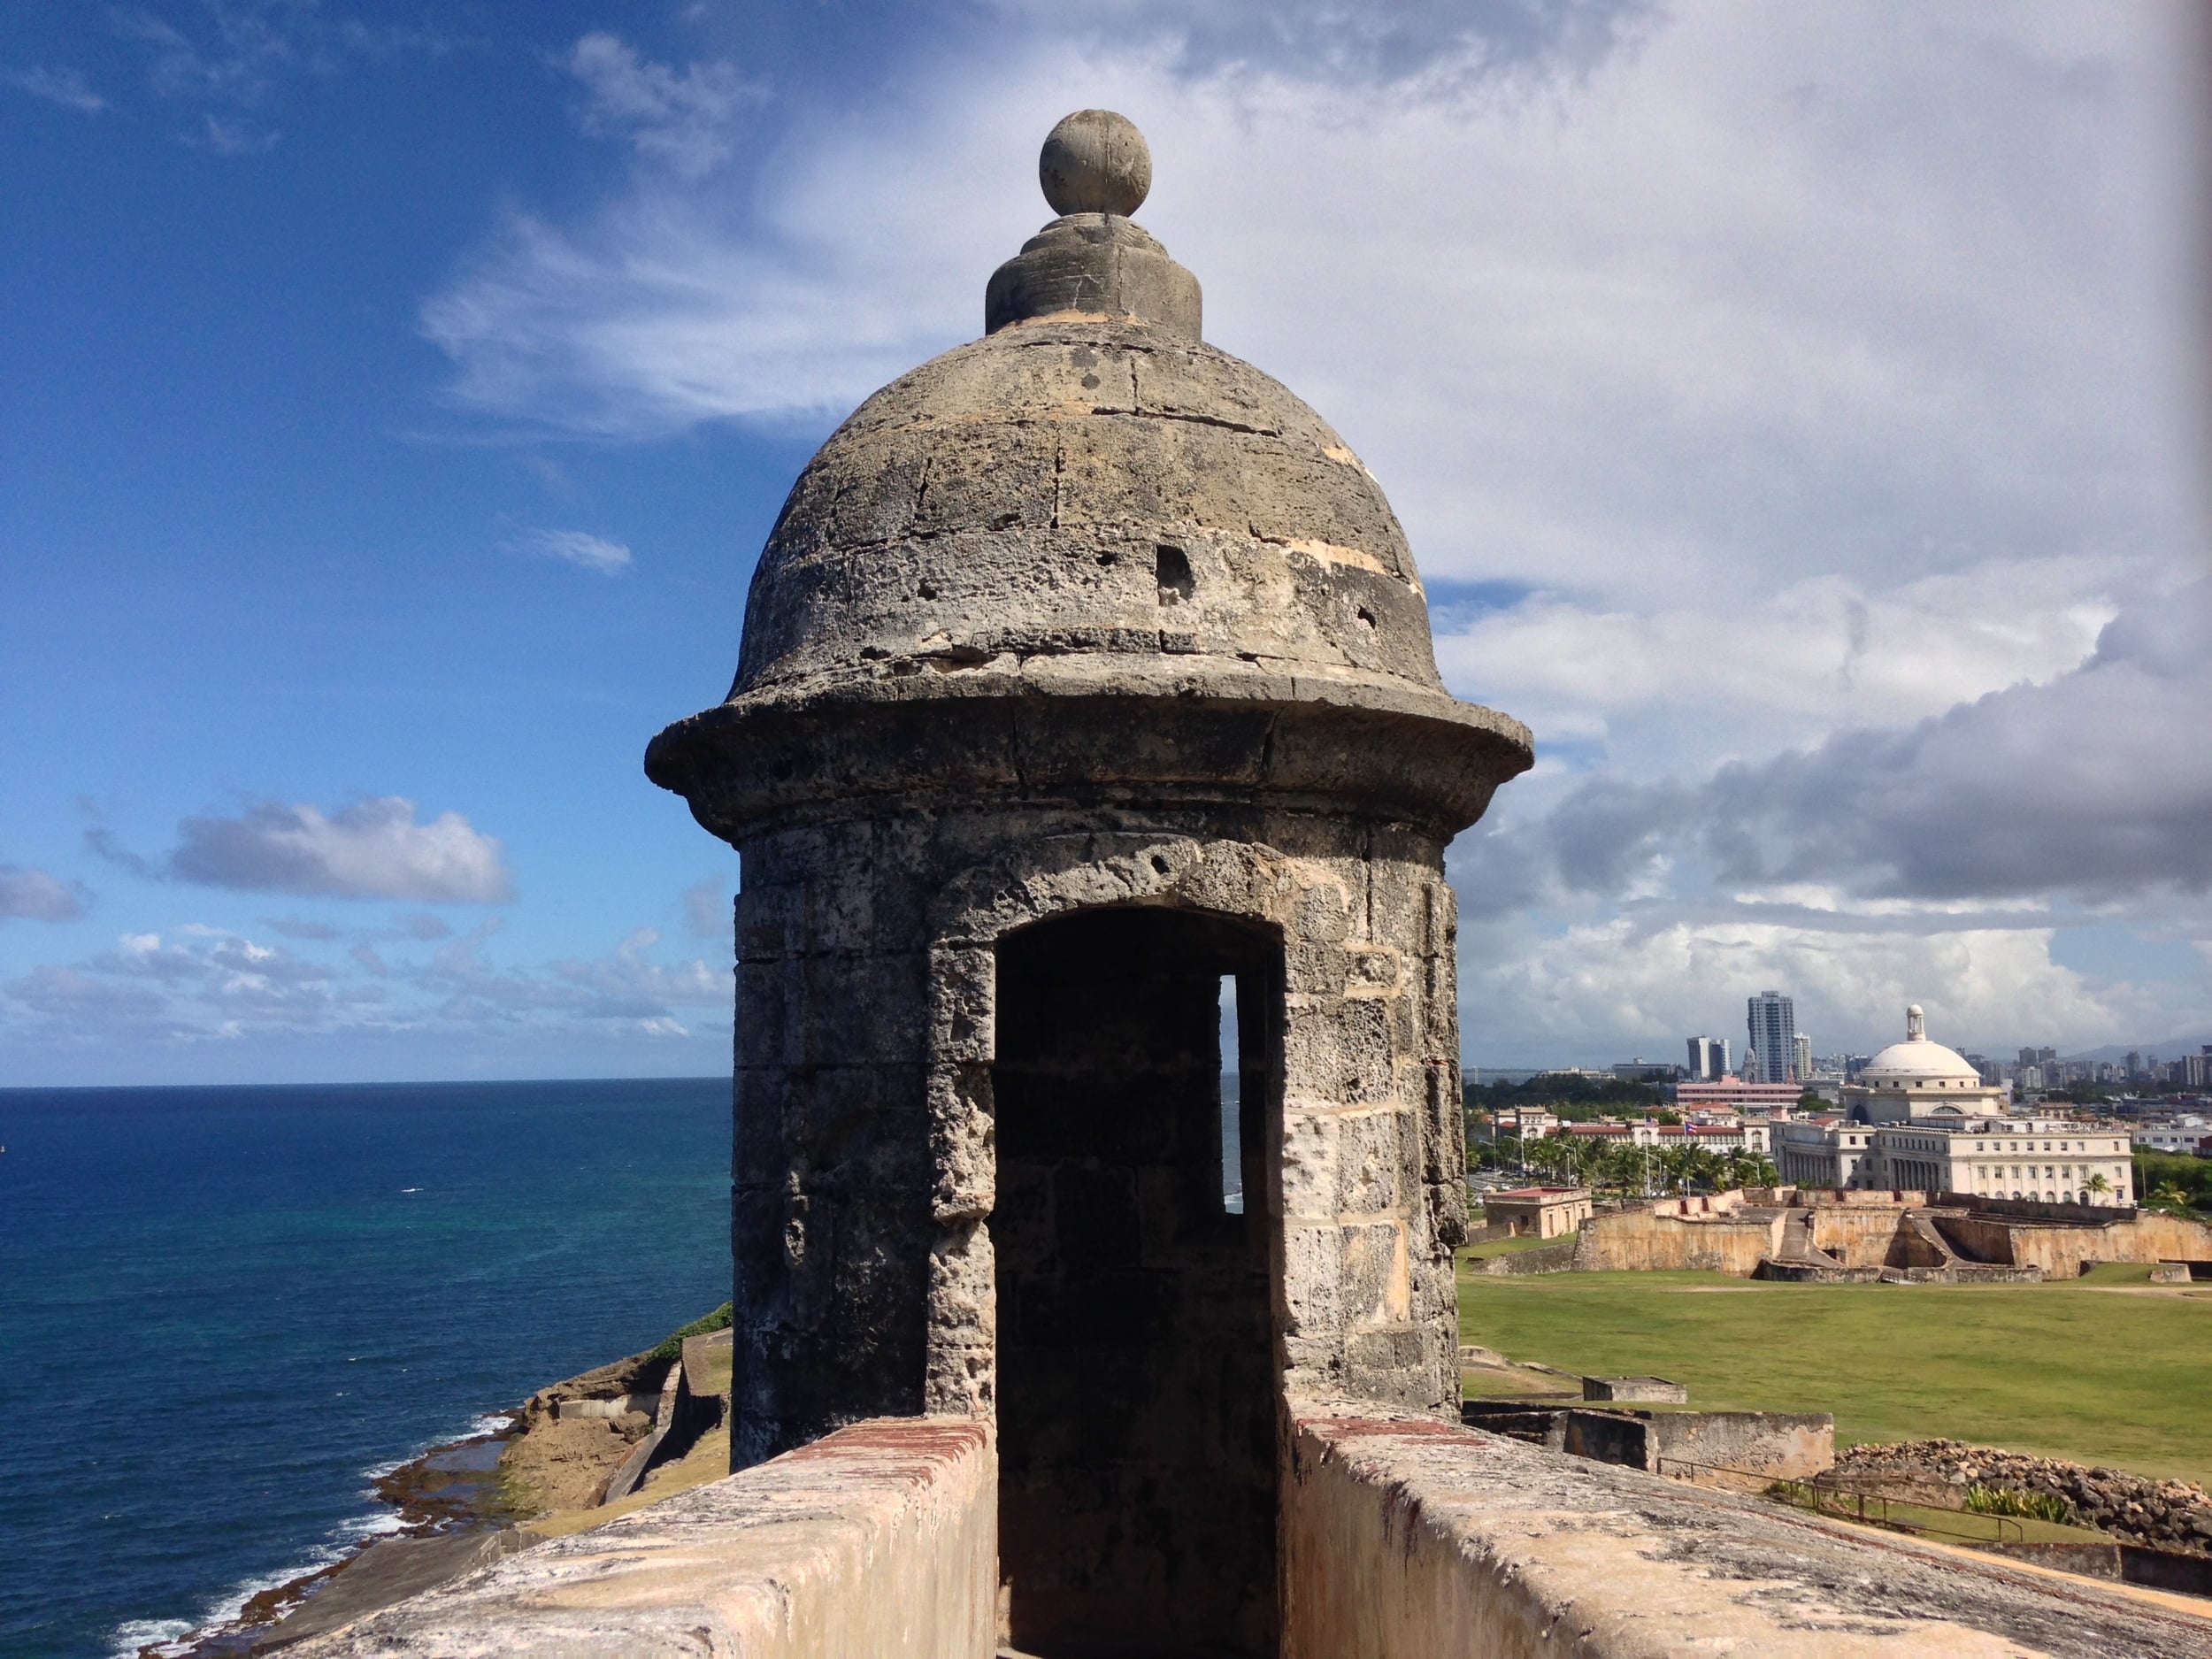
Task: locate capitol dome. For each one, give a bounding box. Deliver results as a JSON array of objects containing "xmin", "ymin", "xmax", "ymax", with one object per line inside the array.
[{"xmin": 1858, "ymin": 1005, "xmax": 1985, "ymax": 1089}]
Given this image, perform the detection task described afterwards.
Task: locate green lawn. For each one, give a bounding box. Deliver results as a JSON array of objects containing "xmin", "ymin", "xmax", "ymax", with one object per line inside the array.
[{"xmin": 1458, "ymin": 1261, "xmax": 2212, "ymax": 1487}]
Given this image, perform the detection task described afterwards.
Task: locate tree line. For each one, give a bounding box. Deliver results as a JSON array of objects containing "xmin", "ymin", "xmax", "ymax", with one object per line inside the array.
[{"xmin": 1472, "ymin": 1130, "xmax": 1778, "ymax": 1199}]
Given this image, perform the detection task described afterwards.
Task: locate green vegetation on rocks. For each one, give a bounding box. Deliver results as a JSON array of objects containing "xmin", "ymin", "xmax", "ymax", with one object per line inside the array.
[
  {"xmin": 1965, "ymin": 1484, "xmax": 2075, "ymax": 1524},
  {"xmin": 648, "ymin": 1302, "xmax": 733, "ymax": 1363}
]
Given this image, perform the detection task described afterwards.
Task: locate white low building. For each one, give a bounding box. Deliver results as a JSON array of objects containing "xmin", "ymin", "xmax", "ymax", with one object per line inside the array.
[
  {"xmin": 2132, "ymin": 1118, "xmax": 2209, "ymax": 1156},
  {"xmin": 1775, "ymin": 1113, "xmax": 2133, "ymax": 1205},
  {"xmin": 1771, "ymin": 1116, "xmax": 1877, "ymax": 1188},
  {"xmin": 1864, "ymin": 1118, "xmax": 2134, "ymax": 1205}
]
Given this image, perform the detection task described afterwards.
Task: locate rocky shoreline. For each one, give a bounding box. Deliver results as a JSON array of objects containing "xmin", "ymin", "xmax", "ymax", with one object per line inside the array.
[
  {"xmin": 1834, "ymin": 1439, "xmax": 2212, "ymax": 1555},
  {"xmin": 139, "ymin": 1316, "xmax": 733, "ymax": 1658}
]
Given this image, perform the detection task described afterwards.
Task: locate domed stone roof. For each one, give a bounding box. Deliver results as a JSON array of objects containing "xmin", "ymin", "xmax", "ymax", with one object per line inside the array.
[
  {"xmin": 1859, "ymin": 1005, "xmax": 1985, "ymax": 1087},
  {"xmin": 729, "ymin": 316, "xmax": 1452, "ymax": 707},
  {"xmin": 648, "ymin": 112, "xmax": 1531, "ymax": 837}
]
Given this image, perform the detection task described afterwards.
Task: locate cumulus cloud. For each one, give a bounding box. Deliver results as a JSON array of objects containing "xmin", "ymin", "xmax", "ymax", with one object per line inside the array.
[
  {"xmin": 3, "ymin": 65, "xmax": 106, "ymax": 112},
  {"xmin": 1434, "ymin": 556, "xmax": 2126, "ymax": 773},
  {"xmin": 165, "ymin": 798, "xmax": 515, "ymax": 902},
  {"xmin": 564, "ymin": 33, "xmax": 759, "ymax": 179},
  {"xmin": 421, "ymin": 6, "xmax": 2193, "ymax": 603},
  {"xmin": 513, "ymin": 527, "xmax": 632, "ymax": 574},
  {"xmin": 1696, "ymin": 591, "xmax": 2212, "ymax": 904},
  {"xmin": 1459, "ymin": 587, "xmax": 2212, "ymax": 912},
  {"xmin": 396, "ymin": 3, "xmax": 2206, "ymax": 1064},
  {"xmin": 0, "ymin": 866, "xmax": 88, "ymax": 923}
]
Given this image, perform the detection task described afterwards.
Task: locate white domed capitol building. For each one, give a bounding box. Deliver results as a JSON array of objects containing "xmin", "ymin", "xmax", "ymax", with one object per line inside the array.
[
  {"xmin": 1774, "ymin": 1007, "xmax": 2134, "ymax": 1206},
  {"xmin": 1843, "ymin": 1004, "xmax": 2005, "ymax": 1123}
]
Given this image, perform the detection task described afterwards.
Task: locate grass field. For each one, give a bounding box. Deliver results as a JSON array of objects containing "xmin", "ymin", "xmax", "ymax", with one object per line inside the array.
[{"xmin": 1458, "ymin": 1260, "xmax": 2212, "ymax": 1487}]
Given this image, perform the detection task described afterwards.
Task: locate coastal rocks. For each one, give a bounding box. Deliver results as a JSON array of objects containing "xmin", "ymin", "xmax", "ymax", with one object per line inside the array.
[
  {"xmin": 1836, "ymin": 1439, "xmax": 2212, "ymax": 1555},
  {"xmin": 503, "ymin": 1344, "xmax": 676, "ymax": 1517}
]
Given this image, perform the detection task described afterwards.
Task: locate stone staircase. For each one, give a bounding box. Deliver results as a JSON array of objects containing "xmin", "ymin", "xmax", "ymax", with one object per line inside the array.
[{"xmin": 1776, "ymin": 1210, "xmax": 1844, "ymax": 1269}]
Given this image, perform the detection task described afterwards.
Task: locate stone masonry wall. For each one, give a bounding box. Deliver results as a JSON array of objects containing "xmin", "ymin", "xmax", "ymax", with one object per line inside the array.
[
  {"xmin": 727, "ymin": 811, "xmax": 1467, "ymax": 1471},
  {"xmin": 1571, "ymin": 1210, "xmax": 1778, "ymax": 1276},
  {"xmin": 1935, "ymin": 1210, "xmax": 2212, "ymax": 1277},
  {"xmin": 1809, "ymin": 1205, "xmax": 1916, "ymax": 1268}
]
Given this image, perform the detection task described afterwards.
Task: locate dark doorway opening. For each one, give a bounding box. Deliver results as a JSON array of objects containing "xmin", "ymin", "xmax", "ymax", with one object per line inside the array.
[{"xmin": 993, "ymin": 906, "xmax": 1280, "ymax": 1659}]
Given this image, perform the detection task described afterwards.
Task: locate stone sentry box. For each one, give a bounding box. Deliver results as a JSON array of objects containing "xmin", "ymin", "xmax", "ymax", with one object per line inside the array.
[{"xmin": 646, "ymin": 111, "xmax": 1532, "ymax": 1657}]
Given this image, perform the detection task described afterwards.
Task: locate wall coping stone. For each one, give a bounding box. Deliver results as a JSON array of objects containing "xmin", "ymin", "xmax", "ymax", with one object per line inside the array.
[
  {"xmin": 282, "ymin": 1418, "xmax": 996, "ymax": 1659},
  {"xmin": 1284, "ymin": 1401, "xmax": 2212, "ymax": 1656}
]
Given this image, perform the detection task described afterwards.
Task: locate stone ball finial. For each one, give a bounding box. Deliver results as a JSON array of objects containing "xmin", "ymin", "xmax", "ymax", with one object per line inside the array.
[{"xmin": 1040, "ymin": 110, "xmax": 1151, "ymax": 217}]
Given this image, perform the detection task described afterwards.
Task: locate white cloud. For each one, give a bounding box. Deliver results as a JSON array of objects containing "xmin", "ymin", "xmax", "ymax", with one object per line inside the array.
[
  {"xmin": 564, "ymin": 32, "xmax": 759, "ymax": 180},
  {"xmin": 1, "ymin": 916, "xmax": 731, "ymax": 1064},
  {"xmin": 190, "ymin": 112, "xmax": 280, "ymax": 155},
  {"xmin": 0, "ymin": 865, "xmax": 88, "ymax": 923},
  {"xmin": 514, "ymin": 527, "xmax": 632, "ymax": 574},
  {"xmin": 402, "ymin": 3, "xmax": 2208, "ymax": 1062},
  {"xmin": 680, "ymin": 876, "xmax": 731, "ymax": 939},
  {"xmin": 165, "ymin": 797, "xmax": 515, "ymax": 902},
  {"xmin": 3, "ymin": 65, "xmax": 106, "ymax": 113},
  {"xmin": 422, "ymin": 6, "xmax": 2195, "ymax": 596},
  {"xmin": 1437, "ymin": 556, "xmax": 2126, "ymax": 774}
]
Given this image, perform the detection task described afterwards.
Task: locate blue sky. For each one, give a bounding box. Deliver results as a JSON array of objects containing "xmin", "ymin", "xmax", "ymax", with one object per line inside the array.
[{"xmin": 4, "ymin": 1, "xmax": 2208, "ymax": 1084}]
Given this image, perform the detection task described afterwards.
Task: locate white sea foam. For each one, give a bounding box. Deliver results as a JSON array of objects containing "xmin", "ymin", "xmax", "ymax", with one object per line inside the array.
[
  {"xmin": 123, "ymin": 1412, "xmax": 518, "ymax": 1653},
  {"xmin": 363, "ymin": 1407, "xmax": 516, "ymax": 1483},
  {"xmin": 337, "ymin": 1509, "xmax": 407, "ymax": 1543},
  {"xmin": 108, "ymin": 1617, "xmax": 193, "ymax": 1657},
  {"xmin": 119, "ymin": 1507, "xmax": 389, "ymax": 1655}
]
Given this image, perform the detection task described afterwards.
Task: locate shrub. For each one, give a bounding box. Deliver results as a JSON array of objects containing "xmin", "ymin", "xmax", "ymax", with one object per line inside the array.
[
  {"xmin": 1963, "ymin": 1484, "xmax": 2074, "ymax": 1525},
  {"xmin": 648, "ymin": 1302, "xmax": 733, "ymax": 1363}
]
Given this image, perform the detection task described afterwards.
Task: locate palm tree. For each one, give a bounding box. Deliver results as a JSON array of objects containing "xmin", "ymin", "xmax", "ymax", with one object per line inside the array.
[
  {"xmin": 2085, "ymin": 1171, "xmax": 2110, "ymax": 1203},
  {"xmin": 2147, "ymin": 1181, "xmax": 2191, "ymax": 1213},
  {"xmin": 1602, "ymin": 1141, "xmax": 1646, "ymax": 1199}
]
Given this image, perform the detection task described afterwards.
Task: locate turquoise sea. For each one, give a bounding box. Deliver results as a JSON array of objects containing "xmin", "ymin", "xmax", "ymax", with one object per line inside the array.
[{"xmin": 0, "ymin": 1079, "xmax": 730, "ymax": 1659}]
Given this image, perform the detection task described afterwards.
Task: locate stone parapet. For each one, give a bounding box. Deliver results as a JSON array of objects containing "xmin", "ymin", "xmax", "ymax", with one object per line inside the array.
[
  {"xmin": 1282, "ymin": 1402, "xmax": 2212, "ymax": 1657},
  {"xmin": 282, "ymin": 1418, "xmax": 996, "ymax": 1659}
]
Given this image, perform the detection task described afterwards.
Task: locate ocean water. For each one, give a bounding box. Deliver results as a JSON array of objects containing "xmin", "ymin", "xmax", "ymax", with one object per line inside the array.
[{"xmin": 0, "ymin": 1079, "xmax": 731, "ymax": 1659}]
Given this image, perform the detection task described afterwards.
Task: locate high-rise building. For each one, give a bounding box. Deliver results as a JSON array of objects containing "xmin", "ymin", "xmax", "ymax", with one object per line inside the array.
[
  {"xmin": 1747, "ymin": 991, "xmax": 1797, "ymax": 1085},
  {"xmin": 1686, "ymin": 1035, "xmax": 1731, "ymax": 1080},
  {"xmin": 1793, "ymin": 1034, "xmax": 1813, "ymax": 1085},
  {"xmin": 2124, "ymin": 1050, "xmax": 2142, "ymax": 1079},
  {"xmin": 2185, "ymin": 1048, "xmax": 2212, "ymax": 1091}
]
